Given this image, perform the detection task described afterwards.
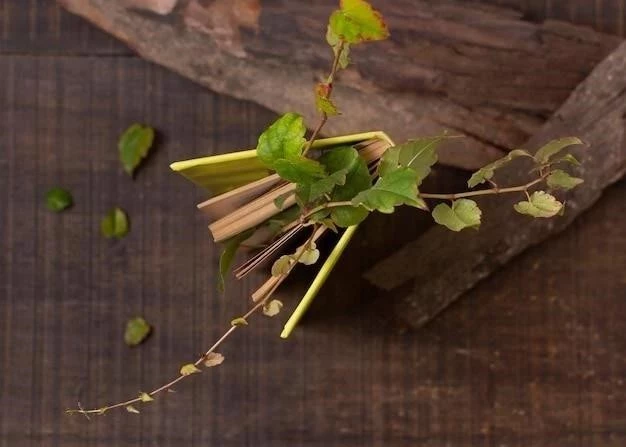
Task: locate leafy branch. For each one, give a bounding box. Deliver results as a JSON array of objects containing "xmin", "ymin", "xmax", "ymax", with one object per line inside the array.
[
  {"xmin": 67, "ymin": 0, "xmax": 587, "ymax": 419},
  {"xmin": 67, "ymin": 227, "xmax": 319, "ymax": 416}
]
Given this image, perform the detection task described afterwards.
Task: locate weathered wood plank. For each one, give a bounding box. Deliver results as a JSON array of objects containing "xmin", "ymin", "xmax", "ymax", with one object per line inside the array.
[
  {"xmin": 366, "ymin": 42, "xmax": 626, "ymax": 328},
  {"xmin": 58, "ymin": 0, "xmax": 622, "ymax": 170},
  {"xmin": 1, "ymin": 49, "xmax": 625, "ymax": 447}
]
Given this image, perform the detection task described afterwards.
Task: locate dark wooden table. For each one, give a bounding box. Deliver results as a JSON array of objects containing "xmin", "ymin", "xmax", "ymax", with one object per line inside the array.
[{"xmin": 1, "ymin": 1, "xmax": 625, "ymax": 446}]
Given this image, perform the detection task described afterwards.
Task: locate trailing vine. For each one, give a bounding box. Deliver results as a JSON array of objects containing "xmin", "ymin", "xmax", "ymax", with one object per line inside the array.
[{"xmin": 67, "ymin": 0, "xmax": 584, "ymax": 417}]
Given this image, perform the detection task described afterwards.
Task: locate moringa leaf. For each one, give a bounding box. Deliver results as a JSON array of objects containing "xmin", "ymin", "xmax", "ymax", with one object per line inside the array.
[
  {"xmin": 546, "ymin": 170, "xmax": 584, "ymax": 191},
  {"xmin": 179, "ymin": 363, "xmax": 201, "ymax": 376},
  {"xmin": 329, "ymin": 0, "xmax": 389, "ymax": 44},
  {"xmin": 101, "ymin": 207, "xmax": 129, "ymax": 240},
  {"xmin": 378, "ymin": 136, "xmax": 448, "ymax": 185},
  {"xmin": 352, "ymin": 167, "xmax": 426, "ymax": 214},
  {"xmin": 256, "ymin": 113, "xmax": 306, "ymax": 166},
  {"xmin": 468, "ymin": 149, "xmax": 533, "ymax": 188},
  {"xmin": 534, "ymin": 137, "xmax": 583, "ymax": 164},
  {"xmin": 124, "ymin": 317, "xmax": 152, "ymax": 346},
  {"xmin": 263, "ymin": 300, "xmax": 283, "ymax": 317},
  {"xmin": 118, "ymin": 124, "xmax": 155, "ymax": 176},
  {"xmin": 218, "ymin": 229, "xmax": 254, "ymax": 294},
  {"xmin": 45, "ymin": 187, "xmax": 73, "ymax": 212},
  {"xmin": 514, "ymin": 191, "xmax": 563, "ymax": 218},
  {"xmin": 432, "ymin": 199, "xmax": 482, "ymax": 231}
]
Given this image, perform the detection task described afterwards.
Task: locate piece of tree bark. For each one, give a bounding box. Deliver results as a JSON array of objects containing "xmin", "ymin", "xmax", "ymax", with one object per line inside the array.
[
  {"xmin": 365, "ymin": 42, "xmax": 626, "ymax": 328},
  {"xmin": 58, "ymin": 0, "xmax": 621, "ymax": 170}
]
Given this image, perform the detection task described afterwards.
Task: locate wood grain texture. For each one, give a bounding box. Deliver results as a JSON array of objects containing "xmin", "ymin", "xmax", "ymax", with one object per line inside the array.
[
  {"xmin": 57, "ymin": 0, "xmax": 623, "ymax": 170},
  {"xmin": 0, "ymin": 0, "xmax": 129, "ymax": 55},
  {"xmin": 1, "ymin": 1, "xmax": 625, "ymax": 446},
  {"xmin": 367, "ymin": 42, "xmax": 626, "ymax": 326}
]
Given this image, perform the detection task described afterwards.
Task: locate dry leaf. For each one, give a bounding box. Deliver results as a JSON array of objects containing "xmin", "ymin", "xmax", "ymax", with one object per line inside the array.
[
  {"xmin": 204, "ymin": 352, "xmax": 225, "ymax": 368},
  {"xmin": 263, "ymin": 299, "xmax": 283, "ymax": 317}
]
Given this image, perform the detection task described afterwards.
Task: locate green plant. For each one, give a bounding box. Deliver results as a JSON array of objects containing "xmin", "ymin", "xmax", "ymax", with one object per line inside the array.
[{"xmin": 67, "ymin": 0, "xmax": 584, "ymax": 417}]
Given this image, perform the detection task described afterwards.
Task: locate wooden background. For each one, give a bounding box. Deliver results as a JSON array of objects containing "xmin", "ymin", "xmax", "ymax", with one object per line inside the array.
[{"xmin": 0, "ymin": 1, "xmax": 625, "ymax": 446}]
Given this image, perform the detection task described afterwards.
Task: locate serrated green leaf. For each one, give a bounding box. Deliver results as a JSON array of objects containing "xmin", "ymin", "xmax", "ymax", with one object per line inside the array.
[
  {"xmin": 125, "ymin": 405, "xmax": 140, "ymax": 414},
  {"xmin": 218, "ymin": 228, "xmax": 254, "ymax": 294},
  {"xmin": 118, "ymin": 124, "xmax": 155, "ymax": 176},
  {"xmin": 546, "ymin": 170, "xmax": 584, "ymax": 191},
  {"xmin": 299, "ymin": 242, "xmax": 320, "ymax": 265},
  {"xmin": 256, "ymin": 113, "xmax": 306, "ymax": 167},
  {"xmin": 180, "ymin": 363, "xmax": 201, "ymax": 376},
  {"xmin": 432, "ymin": 199, "xmax": 482, "ymax": 231},
  {"xmin": 45, "ymin": 187, "xmax": 73, "ymax": 212},
  {"xmin": 230, "ymin": 317, "xmax": 248, "ymax": 327},
  {"xmin": 296, "ymin": 169, "xmax": 347, "ymax": 205},
  {"xmin": 329, "ymin": 0, "xmax": 389, "ymax": 44},
  {"xmin": 378, "ymin": 136, "xmax": 448, "ymax": 185},
  {"xmin": 514, "ymin": 191, "xmax": 563, "ymax": 218},
  {"xmin": 271, "ymin": 255, "xmax": 293, "ymax": 277},
  {"xmin": 101, "ymin": 207, "xmax": 129, "ymax": 240},
  {"xmin": 467, "ymin": 149, "xmax": 533, "ymax": 188},
  {"xmin": 124, "ymin": 317, "xmax": 152, "ymax": 346},
  {"xmin": 534, "ymin": 137, "xmax": 583, "ymax": 164},
  {"xmin": 273, "ymin": 157, "xmax": 327, "ymax": 184},
  {"xmin": 204, "ymin": 352, "xmax": 225, "ymax": 367},
  {"xmin": 139, "ymin": 392, "xmax": 154, "ymax": 402},
  {"xmin": 352, "ymin": 167, "xmax": 426, "ymax": 214},
  {"xmin": 263, "ymin": 300, "xmax": 283, "ymax": 317},
  {"xmin": 323, "ymin": 146, "xmax": 372, "ymax": 227}
]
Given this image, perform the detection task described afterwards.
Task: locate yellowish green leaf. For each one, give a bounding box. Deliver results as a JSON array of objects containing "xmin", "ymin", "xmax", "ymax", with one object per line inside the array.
[
  {"xmin": 230, "ymin": 317, "xmax": 248, "ymax": 327},
  {"xmin": 271, "ymin": 255, "xmax": 293, "ymax": 277},
  {"xmin": 329, "ymin": 0, "xmax": 389, "ymax": 44},
  {"xmin": 101, "ymin": 207, "xmax": 129, "ymax": 240},
  {"xmin": 263, "ymin": 300, "xmax": 283, "ymax": 317},
  {"xmin": 125, "ymin": 405, "xmax": 140, "ymax": 414},
  {"xmin": 468, "ymin": 149, "xmax": 533, "ymax": 188},
  {"xmin": 546, "ymin": 170, "xmax": 583, "ymax": 191},
  {"xmin": 514, "ymin": 191, "xmax": 563, "ymax": 218},
  {"xmin": 299, "ymin": 242, "xmax": 320, "ymax": 265},
  {"xmin": 118, "ymin": 123, "xmax": 155, "ymax": 176},
  {"xmin": 124, "ymin": 317, "xmax": 151, "ymax": 346},
  {"xmin": 139, "ymin": 392, "xmax": 154, "ymax": 402},
  {"xmin": 432, "ymin": 199, "xmax": 482, "ymax": 231},
  {"xmin": 179, "ymin": 363, "xmax": 201, "ymax": 376},
  {"xmin": 534, "ymin": 137, "xmax": 583, "ymax": 164}
]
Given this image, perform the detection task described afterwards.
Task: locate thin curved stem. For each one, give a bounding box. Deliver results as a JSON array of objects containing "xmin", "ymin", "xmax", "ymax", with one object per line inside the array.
[
  {"xmin": 302, "ymin": 41, "xmax": 345, "ymax": 156},
  {"xmin": 420, "ymin": 177, "xmax": 545, "ymax": 200},
  {"xmin": 67, "ymin": 227, "xmax": 319, "ymax": 416}
]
